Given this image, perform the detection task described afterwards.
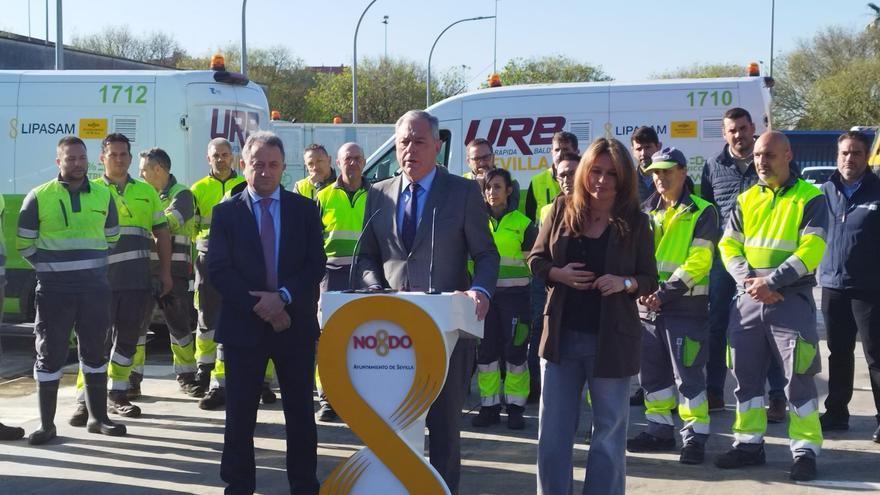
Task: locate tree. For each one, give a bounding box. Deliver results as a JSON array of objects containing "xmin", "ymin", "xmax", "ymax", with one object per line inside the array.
[
  {"xmin": 798, "ymin": 57, "xmax": 880, "ymax": 128},
  {"xmin": 71, "ymin": 26, "xmax": 186, "ymax": 66},
  {"xmin": 302, "ymin": 57, "xmax": 465, "ymax": 124},
  {"xmin": 772, "ymin": 25, "xmax": 880, "ymax": 128},
  {"xmin": 495, "ymin": 55, "xmax": 611, "ymax": 85},
  {"xmin": 653, "ymin": 63, "xmax": 745, "ymax": 79}
]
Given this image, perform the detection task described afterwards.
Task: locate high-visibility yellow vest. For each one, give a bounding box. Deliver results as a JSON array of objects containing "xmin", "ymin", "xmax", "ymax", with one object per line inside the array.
[
  {"xmin": 95, "ymin": 175, "xmax": 164, "ymax": 266},
  {"xmin": 490, "ymin": 210, "xmax": 532, "ymax": 288},
  {"xmin": 150, "ymin": 175, "xmax": 194, "ymax": 275},
  {"xmin": 529, "ymin": 169, "xmax": 561, "ymax": 218},
  {"xmin": 294, "ymin": 173, "xmax": 335, "ymax": 200},
  {"xmin": 191, "ymin": 172, "xmax": 244, "ymax": 252},
  {"xmin": 650, "ymin": 194, "xmax": 715, "ymax": 297},
  {"xmin": 316, "ymin": 184, "xmax": 367, "ymax": 267},
  {"xmin": 719, "ymin": 178, "xmax": 826, "ymax": 273},
  {"xmin": 17, "ymin": 178, "xmax": 118, "ymax": 274}
]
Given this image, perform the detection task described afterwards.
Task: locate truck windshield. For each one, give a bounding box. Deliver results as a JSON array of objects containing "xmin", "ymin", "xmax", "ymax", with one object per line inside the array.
[{"xmin": 364, "ymin": 129, "xmax": 451, "ymax": 183}]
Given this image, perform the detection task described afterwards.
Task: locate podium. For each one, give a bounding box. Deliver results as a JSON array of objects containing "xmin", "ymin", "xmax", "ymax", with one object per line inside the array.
[{"xmin": 317, "ymin": 291, "xmax": 483, "ymax": 495}]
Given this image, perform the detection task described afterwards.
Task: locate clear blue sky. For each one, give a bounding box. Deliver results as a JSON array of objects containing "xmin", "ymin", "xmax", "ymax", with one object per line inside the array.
[{"xmin": 2, "ymin": 0, "xmax": 876, "ymax": 86}]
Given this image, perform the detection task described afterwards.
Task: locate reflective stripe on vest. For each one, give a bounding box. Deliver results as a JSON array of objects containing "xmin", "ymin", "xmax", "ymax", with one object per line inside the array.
[
  {"xmin": 650, "ymin": 194, "xmax": 714, "ymax": 296},
  {"xmin": 19, "ymin": 178, "xmax": 113, "ymax": 273},
  {"xmin": 317, "ymin": 185, "xmax": 367, "ymax": 263},
  {"xmin": 490, "ymin": 210, "xmax": 532, "ymax": 286},
  {"xmin": 191, "ymin": 173, "xmax": 245, "ymax": 247},
  {"xmin": 735, "ymin": 179, "xmax": 825, "ymax": 270}
]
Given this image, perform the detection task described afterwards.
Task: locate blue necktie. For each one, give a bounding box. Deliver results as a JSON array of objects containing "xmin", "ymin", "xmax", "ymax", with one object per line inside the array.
[
  {"xmin": 259, "ymin": 198, "xmax": 277, "ymax": 290},
  {"xmin": 402, "ymin": 182, "xmax": 420, "ymax": 253}
]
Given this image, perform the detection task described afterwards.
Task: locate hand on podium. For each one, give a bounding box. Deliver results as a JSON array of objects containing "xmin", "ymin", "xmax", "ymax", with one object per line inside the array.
[{"xmin": 457, "ymin": 289, "xmax": 489, "ymax": 321}]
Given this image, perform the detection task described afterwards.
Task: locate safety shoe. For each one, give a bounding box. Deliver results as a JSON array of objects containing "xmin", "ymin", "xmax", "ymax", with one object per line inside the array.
[
  {"xmin": 199, "ymin": 387, "xmax": 226, "ymax": 410},
  {"xmin": 714, "ymin": 446, "xmax": 766, "ymax": 469},
  {"xmin": 177, "ymin": 373, "xmax": 201, "ymax": 396},
  {"xmin": 819, "ymin": 412, "xmax": 849, "ymax": 432},
  {"xmin": 108, "ymin": 391, "xmax": 142, "ymax": 417},
  {"xmin": 629, "ymin": 388, "xmax": 645, "ymax": 406},
  {"xmin": 873, "ymin": 421, "xmax": 880, "ymax": 443},
  {"xmin": 189, "ymin": 366, "xmax": 212, "ymax": 398},
  {"xmin": 0, "ymin": 422, "xmax": 25, "ymax": 441},
  {"xmin": 27, "ymin": 425, "xmax": 57, "ymax": 445},
  {"xmin": 506, "ymin": 405, "xmax": 525, "ymax": 430},
  {"xmin": 69, "ymin": 402, "xmax": 89, "ymax": 427},
  {"xmin": 626, "ymin": 432, "xmax": 676, "ymax": 452},
  {"xmin": 127, "ymin": 372, "xmax": 143, "ymax": 400},
  {"xmin": 315, "ymin": 404, "xmax": 339, "ymax": 422},
  {"xmin": 767, "ymin": 397, "xmax": 787, "ymax": 423},
  {"xmin": 679, "ymin": 442, "xmax": 705, "ymax": 465},
  {"xmin": 471, "ymin": 405, "xmax": 501, "ymax": 427},
  {"xmin": 260, "ymin": 383, "xmax": 277, "ymax": 405},
  {"xmin": 708, "ymin": 391, "xmax": 725, "ymax": 412},
  {"xmin": 789, "ymin": 456, "xmax": 817, "ymax": 481}
]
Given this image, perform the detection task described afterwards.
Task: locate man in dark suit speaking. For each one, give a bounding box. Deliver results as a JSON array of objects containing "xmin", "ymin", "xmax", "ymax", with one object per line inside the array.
[
  {"xmin": 356, "ymin": 110, "xmax": 500, "ymax": 493},
  {"xmin": 208, "ymin": 131, "xmax": 324, "ymax": 495}
]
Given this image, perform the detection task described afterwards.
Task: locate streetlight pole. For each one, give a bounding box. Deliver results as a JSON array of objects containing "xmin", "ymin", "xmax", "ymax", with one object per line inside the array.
[
  {"xmin": 493, "ymin": 0, "xmax": 499, "ymax": 74},
  {"xmin": 382, "ymin": 15, "xmax": 389, "ymax": 59},
  {"xmin": 352, "ymin": 0, "xmax": 378, "ymax": 124},
  {"xmin": 426, "ymin": 16, "xmax": 494, "ymax": 107},
  {"xmin": 241, "ymin": 0, "xmax": 248, "ymax": 76},
  {"xmin": 54, "ymin": 0, "xmax": 63, "ymax": 70},
  {"xmin": 769, "ymin": 0, "xmax": 775, "ymax": 78}
]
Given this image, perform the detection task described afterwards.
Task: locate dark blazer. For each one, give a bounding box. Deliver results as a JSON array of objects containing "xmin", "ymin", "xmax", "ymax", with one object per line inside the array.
[
  {"xmin": 356, "ymin": 166, "xmax": 499, "ymax": 293},
  {"xmin": 528, "ymin": 195, "xmax": 658, "ymax": 377},
  {"xmin": 207, "ymin": 188, "xmax": 326, "ymax": 346}
]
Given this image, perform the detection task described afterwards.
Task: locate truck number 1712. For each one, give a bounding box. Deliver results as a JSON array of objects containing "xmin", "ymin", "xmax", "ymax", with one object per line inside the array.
[{"xmin": 99, "ymin": 84, "xmax": 148, "ymax": 104}]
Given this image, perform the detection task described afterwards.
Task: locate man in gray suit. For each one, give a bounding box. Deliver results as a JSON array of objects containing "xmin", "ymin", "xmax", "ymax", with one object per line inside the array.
[{"xmin": 356, "ymin": 110, "xmax": 499, "ymax": 493}]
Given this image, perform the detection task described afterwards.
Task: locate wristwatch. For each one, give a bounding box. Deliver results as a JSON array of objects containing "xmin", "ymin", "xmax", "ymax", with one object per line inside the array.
[
  {"xmin": 277, "ymin": 289, "xmax": 291, "ymax": 305},
  {"xmin": 623, "ymin": 278, "xmax": 633, "ymax": 293}
]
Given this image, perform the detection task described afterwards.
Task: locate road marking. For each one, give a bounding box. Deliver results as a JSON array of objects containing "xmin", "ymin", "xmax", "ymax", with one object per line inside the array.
[{"xmin": 797, "ymin": 480, "xmax": 880, "ymax": 490}]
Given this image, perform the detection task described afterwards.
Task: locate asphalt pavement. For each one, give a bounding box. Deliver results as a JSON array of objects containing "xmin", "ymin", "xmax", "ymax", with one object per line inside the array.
[{"xmin": 1, "ymin": 289, "xmax": 879, "ymax": 494}]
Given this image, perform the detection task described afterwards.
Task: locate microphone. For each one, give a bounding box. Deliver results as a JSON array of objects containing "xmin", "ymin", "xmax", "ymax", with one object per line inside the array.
[
  {"xmin": 425, "ymin": 207, "xmax": 440, "ymax": 295},
  {"xmin": 346, "ymin": 207, "xmax": 382, "ymax": 293}
]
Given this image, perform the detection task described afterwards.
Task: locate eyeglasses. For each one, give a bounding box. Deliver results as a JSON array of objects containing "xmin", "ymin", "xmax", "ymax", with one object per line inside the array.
[{"xmin": 468, "ymin": 153, "xmax": 494, "ymax": 162}]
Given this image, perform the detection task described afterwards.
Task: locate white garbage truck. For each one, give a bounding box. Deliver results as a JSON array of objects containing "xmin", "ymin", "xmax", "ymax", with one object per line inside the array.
[{"xmin": 0, "ymin": 64, "xmax": 269, "ymax": 320}]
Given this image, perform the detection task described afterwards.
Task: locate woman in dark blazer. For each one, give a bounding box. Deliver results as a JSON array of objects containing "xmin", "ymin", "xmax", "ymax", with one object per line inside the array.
[{"xmin": 530, "ymin": 137, "xmax": 658, "ymax": 495}]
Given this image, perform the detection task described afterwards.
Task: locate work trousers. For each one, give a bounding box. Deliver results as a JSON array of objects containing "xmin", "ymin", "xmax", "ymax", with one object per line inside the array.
[
  {"xmin": 476, "ymin": 287, "xmax": 530, "ymax": 407},
  {"xmin": 822, "ymin": 287, "xmax": 880, "ymax": 420},
  {"xmin": 34, "ymin": 289, "xmax": 110, "ymax": 383},
  {"xmin": 639, "ymin": 313, "xmax": 710, "ymax": 446},
  {"xmin": 708, "ymin": 259, "xmax": 787, "ymax": 400},
  {"xmin": 728, "ymin": 288, "xmax": 823, "ymax": 459},
  {"xmin": 106, "ymin": 289, "xmax": 153, "ymax": 391},
  {"xmin": 195, "ymin": 252, "xmax": 222, "ymax": 378},
  {"xmin": 133, "ymin": 277, "xmax": 195, "ymax": 377}
]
